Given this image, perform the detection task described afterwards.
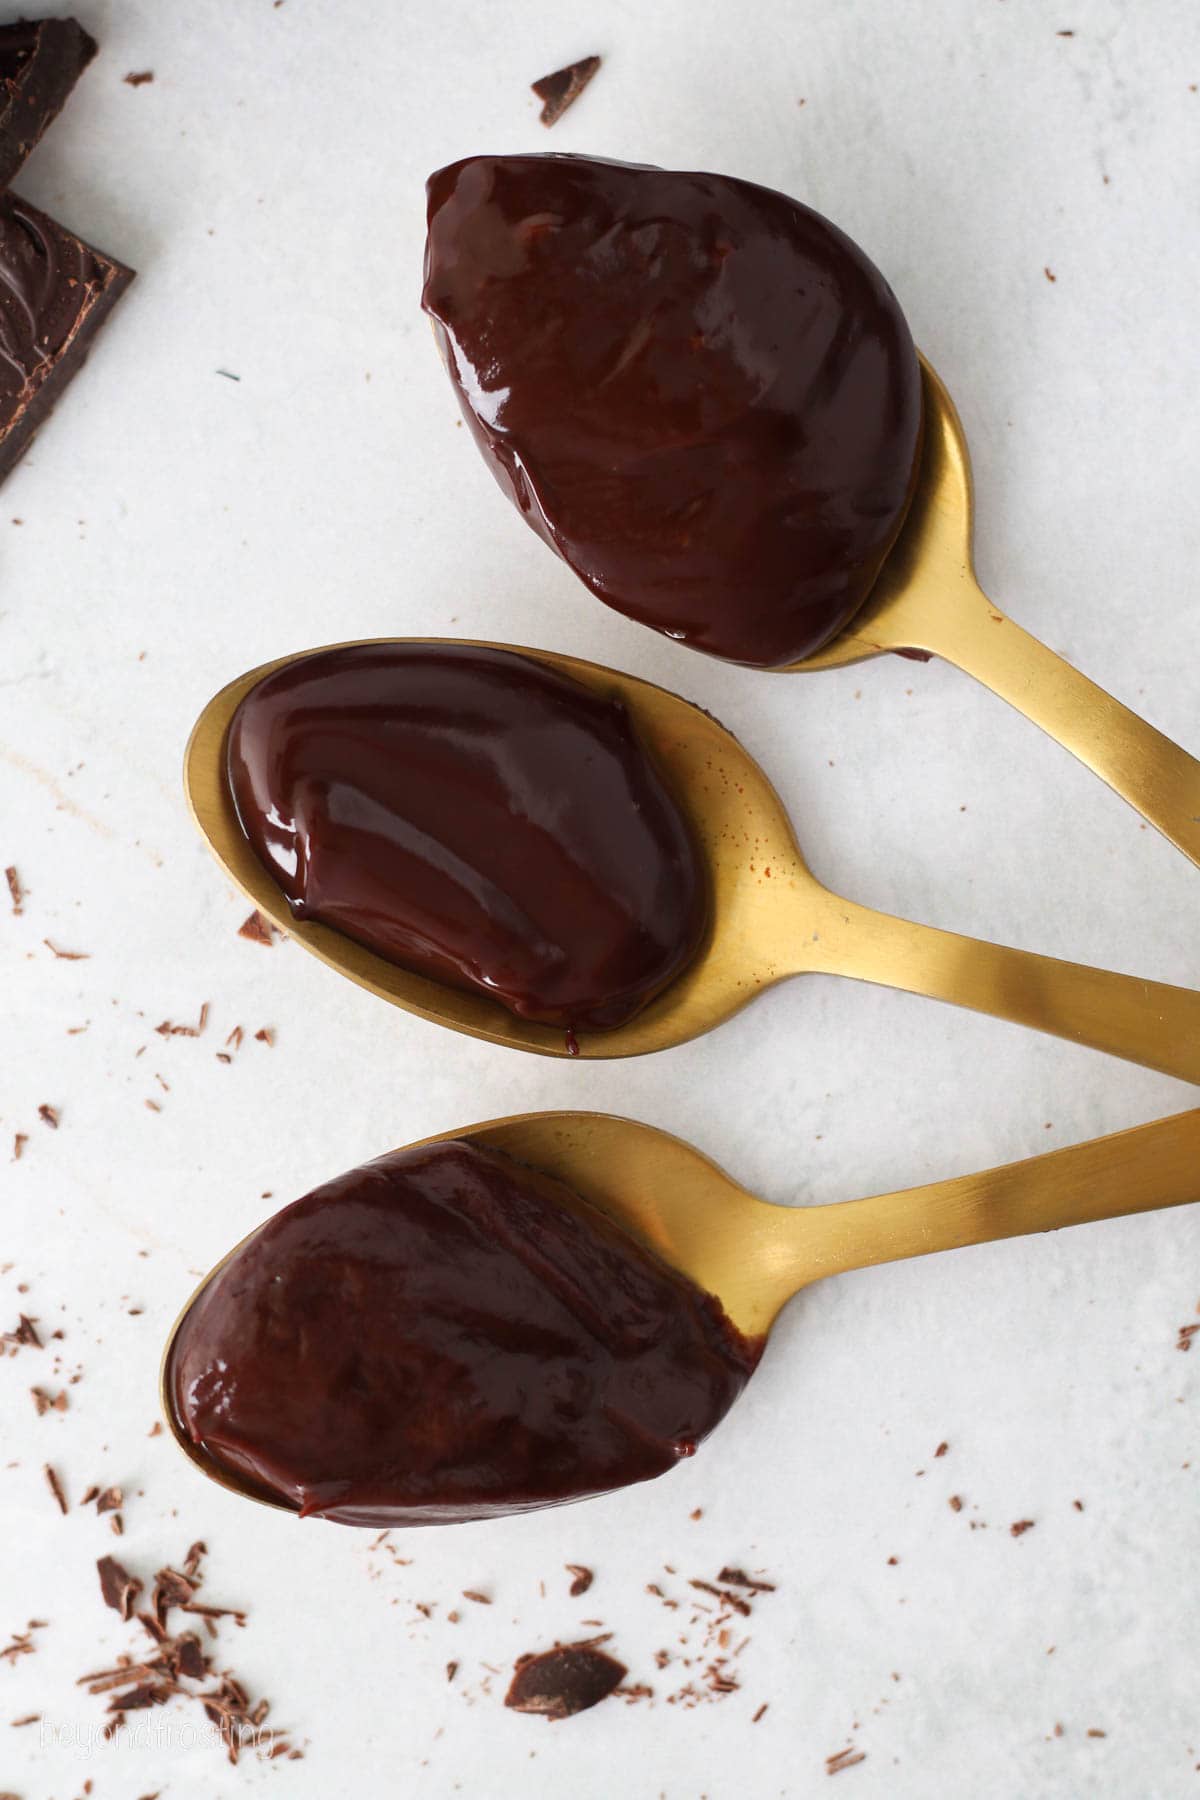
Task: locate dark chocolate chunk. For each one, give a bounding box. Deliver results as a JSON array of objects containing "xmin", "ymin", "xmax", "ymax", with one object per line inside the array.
[
  {"xmin": 505, "ymin": 1642, "xmax": 627, "ymax": 1720},
  {"xmin": 0, "ymin": 17, "xmax": 97, "ymax": 190},
  {"xmin": 0, "ymin": 193, "xmax": 134, "ymax": 483},
  {"xmin": 531, "ymin": 54, "xmax": 600, "ymax": 126}
]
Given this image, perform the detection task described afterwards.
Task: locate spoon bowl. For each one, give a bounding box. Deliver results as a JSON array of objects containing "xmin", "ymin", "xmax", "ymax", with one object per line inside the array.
[
  {"xmin": 187, "ymin": 641, "xmax": 1200, "ymax": 1076},
  {"xmin": 162, "ymin": 1106, "xmax": 1200, "ymax": 1513},
  {"xmin": 790, "ymin": 362, "xmax": 1200, "ymax": 864}
]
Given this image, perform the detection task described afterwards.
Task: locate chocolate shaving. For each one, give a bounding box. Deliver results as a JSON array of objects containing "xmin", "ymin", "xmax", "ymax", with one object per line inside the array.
[
  {"xmin": 827, "ymin": 1747, "xmax": 867, "ymax": 1774},
  {"xmin": 84, "ymin": 1543, "xmax": 293, "ymax": 1764},
  {"xmin": 96, "ymin": 1485, "xmax": 123, "ymax": 1514},
  {"xmin": 689, "ymin": 1579, "xmax": 751, "ymax": 1617},
  {"xmin": 254, "ymin": 1026, "xmax": 274, "ymax": 1045},
  {"xmin": 238, "ymin": 909, "xmax": 280, "ymax": 945},
  {"xmin": 565, "ymin": 1564, "xmax": 593, "ymax": 1596},
  {"xmin": 505, "ymin": 1642, "xmax": 626, "ymax": 1720},
  {"xmin": 462, "ymin": 1589, "xmax": 491, "ymax": 1605},
  {"xmin": 31, "ymin": 1386, "xmax": 67, "ymax": 1414},
  {"xmin": 12, "ymin": 1132, "xmax": 27, "ymax": 1160},
  {"xmin": 155, "ymin": 1002, "xmax": 209, "ymax": 1038},
  {"xmin": 949, "ymin": 1495, "xmax": 963, "ymax": 1512},
  {"xmin": 1, "ymin": 1313, "xmax": 41, "ymax": 1349},
  {"xmin": 43, "ymin": 1464, "xmax": 68, "ymax": 1513},
  {"xmin": 753, "ymin": 1702, "xmax": 769, "ymax": 1722},
  {"xmin": 1176, "ymin": 1323, "xmax": 1200, "ymax": 1351},
  {"xmin": 123, "ymin": 68, "xmax": 154, "ymax": 85},
  {"xmin": 4, "ymin": 866, "xmax": 23, "ymax": 914},
  {"xmin": 934, "ymin": 1441, "xmax": 949, "ymax": 1457},
  {"xmin": 1010, "ymin": 1519, "xmax": 1036, "ymax": 1538},
  {"xmin": 446, "ymin": 1660, "xmax": 458, "ymax": 1682},
  {"xmin": 43, "ymin": 937, "xmax": 89, "ymax": 958},
  {"xmin": 716, "ymin": 1567, "xmax": 776, "ymax": 1593},
  {"xmin": 531, "ymin": 53, "xmax": 600, "ymax": 126},
  {"xmin": 37, "ymin": 1103, "xmax": 59, "ymax": 1129},
  {"xmin": 97, "ymin": 1555, "xmax": 143, "ymax": 1620}
]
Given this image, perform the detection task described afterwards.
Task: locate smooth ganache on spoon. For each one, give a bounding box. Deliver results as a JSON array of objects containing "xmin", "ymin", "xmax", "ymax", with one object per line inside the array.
[
  {"xmin": 422, "ymin": 153, "xmax": 923, "ymax": 669},
  {"xmin": 225, "ymin": 642, "xmax": 707, "ymax": 1036},
  {"xmin": 167, "ymin": 1139, "xmax": 760, "ymax": 1525}
]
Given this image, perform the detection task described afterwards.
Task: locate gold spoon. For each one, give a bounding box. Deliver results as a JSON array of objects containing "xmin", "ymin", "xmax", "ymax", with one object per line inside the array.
[
  {"xmin": 792, "ymin": 362, "xmax": 1200, "ymax": 866},
  {"xmin": 162, "ymin": 1106, "xmax": 1200, "ymax": 1511},
  {"xmin": 186, "ymin": 637, "xmax": 1200, "ymax": 1072}
]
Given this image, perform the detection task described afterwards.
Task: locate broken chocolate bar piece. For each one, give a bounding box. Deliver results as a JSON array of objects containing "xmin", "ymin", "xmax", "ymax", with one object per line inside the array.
[
  {"xmin": 0, "ymin": 18, "xmax": 97, "ymax": 190},
  {"xmin": 504, "ymin": 1643, "xmax": 627, "ymax": 1720},
  {"xmin": 532, "ymin": 54, "xmax": 600, "ymax": 126},
  {"xmin": 0, "ymin": 192, "xmax": 133, "ymax": 482}
]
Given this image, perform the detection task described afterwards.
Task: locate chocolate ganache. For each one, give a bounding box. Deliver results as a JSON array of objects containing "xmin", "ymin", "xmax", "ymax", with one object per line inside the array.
[
  {"xmin": 168, "ymin": 1140, "xmax": 760, "ymax": 1525},
  {"xmin": 225, "ymin": 643, "xmax": 707, "ymax": 1035},
  {"xmin": 422, "ymin": 153, "xmax": 923, "ymax": 668}
]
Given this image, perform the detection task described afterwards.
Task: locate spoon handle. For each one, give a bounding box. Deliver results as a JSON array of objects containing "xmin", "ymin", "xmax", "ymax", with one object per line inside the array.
[
  {"xmin": 804, "ymin": 893, "xmax": 1200, "ymax": 1084},
  {"xmin": 797, "ymin": 1108, "xmax": 1200, "ymax": 1281},
  {"xmin": 918, "ymin": 587, "xmax": 1200, "ymax": 869}
]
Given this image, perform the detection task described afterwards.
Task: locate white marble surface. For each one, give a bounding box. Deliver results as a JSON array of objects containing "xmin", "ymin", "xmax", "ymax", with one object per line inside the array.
[{"xmin": 3, "ymin": 0, "xmax": 1199, "ymax": 1794}]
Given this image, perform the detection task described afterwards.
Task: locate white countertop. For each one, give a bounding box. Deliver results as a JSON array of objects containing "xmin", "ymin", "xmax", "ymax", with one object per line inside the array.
[{"xmin": 3, "ymin": 1, "xmax": 1199, "ymax": 1795}]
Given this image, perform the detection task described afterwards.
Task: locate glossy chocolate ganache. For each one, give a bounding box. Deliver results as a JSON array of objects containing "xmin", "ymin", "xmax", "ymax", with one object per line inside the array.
[
  {"xmin": 422, "ymin": 153, "xmax": 923, "ymax": 669},
  {"xmin": 225, "ymin": 643, "xmax": 708, "ymax": 1039},
  {"xmin": 168, "ymin": 1140, "xmax": 761, "ymax": 1525}
]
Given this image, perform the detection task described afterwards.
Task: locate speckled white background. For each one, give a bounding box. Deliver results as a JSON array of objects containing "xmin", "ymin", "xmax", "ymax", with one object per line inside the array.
[{"xmin": 2, "ymin": 0, "xmax": 1199, "ymax": 1794}]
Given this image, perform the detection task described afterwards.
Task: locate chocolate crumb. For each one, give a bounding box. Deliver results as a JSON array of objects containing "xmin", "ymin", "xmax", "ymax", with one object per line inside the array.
[
  {"xmin": 124, "ymin": 69, "xmax": 154, "ymax": 84},
  {"xmin": 44, "ymin": 1465, "xmax": 68, "ymax": 1514},
  {"xmin": 690, "ymin": 1507, "xmax": 703, "ymax": 1520},
  {"xmin": 934, "ymin": 1441, "xmax": 949, "ymax": 1457},
  {"xmin": 949, "ymin": 1495, "xmax": 963, "ymax": 1512},
  {"xmin": 1044, "ymin": 267, "xmax": 1057, "ymax": 282},
  {"xmin": 462, "ymin": 1590, "xmax": 491, "ymax": 1605},
  {"xmin": 1073, "ymin": 1499, "xmax": 1084, "ymax": 1512},
  {"xmin": 254, "ymin": 1026, "xmax": 275, "ymax": 1045},
  {"xmin": 753, "ymin": 1702, "xmax": 769, "ymax": 1722},
  {"xmin": 31, "ymin": 1386, "xmax": 67, "ymax": 1415},
  {"xmin": 1176, "ymin": 1323, "xmax": 1199, "ymax": 1352},
  {"xmin": 1087, "ymin": 1728, "xmax": 1106, "ymax": 1738},
  {"xmin": 43, "ymin": 938, "xmax": 89, "ymax": 959},
  {"xmin": 446, "ymin": 1661, "xmax": 458, "ymax": 1682},
  {"xmin": 96, "ymin": 1486, "xmax": 123, "ymax": 1515},
  {"xmin": 238, "ymin": 909, "xmax": 280, "ymax": 945},
  {"xmin": 37, "ymin": 1104, "xmax": 59, "ymax": 1129},
  {"xmin": 505, "ymin": 1642, "xmax": 626, "ymax": 1720},
  {"xmin": 4, "ymin": 866, "xmax": 23, "ymax": 915},
  {"xmin": 12, "ymin": 1133, "xmax": 27, "ymax": 1160},
  {"xmin": 1010, "ymin": 1520, "xmax": 1036, "ymax": 1538},
  {"xmin": 531, "ymin": 54, "xmax": 601, "ymax": 127},
  {"xmin": 565, "ymin": 1564, "xmax": 593, "ymax": 1597}
]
